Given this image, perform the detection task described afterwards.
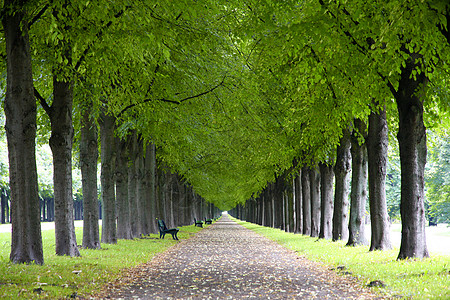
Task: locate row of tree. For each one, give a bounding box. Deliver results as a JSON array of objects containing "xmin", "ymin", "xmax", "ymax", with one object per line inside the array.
[
  {"xmin": 230, "ymin": 129, "xmax": 450, "ymax": 255},
  {"xmin": 1, "ymin": 1, "xmax": 449, "ymax": 265},
  {"xmin": 1, "ymin": 0, "xmax": 224, "ymax": 264}
]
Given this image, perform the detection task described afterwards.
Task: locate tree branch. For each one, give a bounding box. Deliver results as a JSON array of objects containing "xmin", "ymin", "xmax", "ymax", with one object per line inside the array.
[
  {"xmin": 29, "ymin": 4, "xmax": 50, "ymax": 29},
  {"xmin": 34, "ymin": 87, "xmax": 51, "ymax": 115},
  {"xmin": 117, "ymin": 75, "xmax": 227, "ymax": 119},
  {"xmin": 74, "ymin": 6, "xmax": 131, "ymax": 71}
]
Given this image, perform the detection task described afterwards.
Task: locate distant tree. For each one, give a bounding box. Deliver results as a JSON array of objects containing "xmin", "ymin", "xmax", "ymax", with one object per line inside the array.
[
  {"xmin": 333, "ymin": 129, "xmax": 351, "ymax": 241},
  {"xmin": 426, "ymin": 131, "xmax": 450, "ymax": 223},
  {"xmin": 347, "ymin": 119, "xmax": 368, "ymax": 247}
]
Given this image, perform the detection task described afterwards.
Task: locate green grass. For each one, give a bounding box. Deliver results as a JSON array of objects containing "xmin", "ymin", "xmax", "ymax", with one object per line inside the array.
[
  {"xmin": 232, "ymin": 218, "xmax": 450, "ymax": 300},
  {"xmin": 0, "ymin": 224, "xmax": 205, "ymax": 299}
]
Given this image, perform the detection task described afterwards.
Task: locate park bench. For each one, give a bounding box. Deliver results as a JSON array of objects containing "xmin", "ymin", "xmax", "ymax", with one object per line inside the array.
[
  {"xmin": 194, "ymin": 218, "xmax": 204, "ymax": 227},
  {"xmin": 157, "ymin": 219, "xmax": 179, "ymax": 240},
  {"xmin": 205, "ymin": 218, "xmax": 213, "ymax": 224}
]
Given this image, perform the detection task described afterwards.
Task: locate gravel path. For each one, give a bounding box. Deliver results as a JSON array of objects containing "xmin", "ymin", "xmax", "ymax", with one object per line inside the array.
[{"xmin": 97, "ymin": 215, "xmax": 382, "ymax": 299}]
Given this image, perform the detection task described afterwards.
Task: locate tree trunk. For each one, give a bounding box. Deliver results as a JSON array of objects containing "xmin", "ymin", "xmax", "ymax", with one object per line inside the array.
[
  {"xmin": 367, "ymin": 107, "xmax": 392, "ymax": 251},
  {"xmin": 275, "ymin": 178, "xmax": 284, "ymax": 229},
  {"xmin": 116, "ymin": 137, "xmax": 132, "ymax": 239},
  {"xmin": 135, "ymin": 139, "xmax": 147, "ymax": 236},
  {"xmin": 332, "ymin": 128, "xmax": 351, "ymax": 241},
  {"xmin": 319, "ymin": 163, "xmax": 334, "ymax": 239},
  {"xmin": 99, "ymin": 110, "xmax": 117, "ymax": 244},
  {"xmin": 309, "ymin": 167, "xmax": 321, "ymax": 237},
  {"xmin": 301, "ymin": 167, "xmax": 311, "ymax": 235},
  {"xmin": 347, "ymin": 119, "xmax": 368, "ymax": 246},
  {"xmin": 127, "ymin": 132, "xmax": 140, "ymax": 238},
  {"xmin": 294, "ymin": 170, "xmax": 302, "ymax": 233},
  {"xmin": 3, "ymin": 3, "xmax": 44, "ymax": 264},
  {"xmin": 286, "ymin": 180, "xmax": 294, "ymax": 233},
  {"xmin": 80, "ymin": 108, "xmax": 100, "ymax": 249},
  {"xmin": 145, "ymin": 143, "xmax": 158, "ymax": 234},
  {"xmin": 395, "ymin": 53, "xmax": 429, "ymax": 259},
  {"xmin": 50, "ymin": 78, "xmax": 80, "ymax": 257}
]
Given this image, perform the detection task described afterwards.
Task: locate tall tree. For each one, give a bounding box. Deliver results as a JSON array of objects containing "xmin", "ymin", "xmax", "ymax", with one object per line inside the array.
[
  {"xmin": 80, "ymin": 106, "xmax": 100, "ymax": 249},
  {"xmin": 45, "ymin": 75, "xmax": 80, "ymax": 256},
  {"xmin": 319, "ymin": 162, "xmax": 334, "ymax": 240},
  {"xmin": 301, "ymin": 166, "xmax": 311, "ymax": 235},
  {"xmin": 2, "ymin": 0, "xmax": 44, "ymax": 264},
  {"xmin": 127, "ymin": 131, "xmax": 141, "ymax": 238},
  {"xmin": 293, "ymin": 170, "xmax": 302, "ymax": 234},
  {"xmin": 115, "ymin": 136, "xmax": 132, "ymax": 239},
  {"xmin": 145, "ymin": 142, "xmax": 158, "ymax": 234},
  {"xmin": 99, "ymin": 110, "xmax": 117, "ymax": 244},
  {"xmin": 332, "ymin": 129, "xmax": 352, "ymax": 241},
  {"xmin": 394, "ymin": 52, "xmax": 429, "ymax": 259},
  {"xmin": 309, "ymin": 166, "xmax": 321, "ymax": 237},
  {"xmin": 347, "ymin": 119, "xmax": 368, "ymax": 246},
  {"xmin": 367, "ymin": 106, "xmax": 392, "ymax": 251}
]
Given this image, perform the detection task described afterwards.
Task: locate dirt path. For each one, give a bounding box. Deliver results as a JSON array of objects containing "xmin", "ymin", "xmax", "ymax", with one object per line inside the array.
[{"xmin": 95, "ymin": 215, "xmax": 382, "ymax": 299}]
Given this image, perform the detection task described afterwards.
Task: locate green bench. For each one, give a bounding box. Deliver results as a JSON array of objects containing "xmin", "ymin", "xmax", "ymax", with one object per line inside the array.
[
  {"xmin": 157, "ymin": 219, "xmax": 179, "ymax": 240},
  {"xmin": 194, "ymin": 218, "xmax": 204, "ymax": 227}
]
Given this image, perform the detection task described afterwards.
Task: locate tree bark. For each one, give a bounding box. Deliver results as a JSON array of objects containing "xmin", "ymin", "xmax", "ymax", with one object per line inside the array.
[
  {"xmin": 395, "ymin": 53, "xmax": 429, "ymax": 259},
  {"xmin": 116, "ymin": 137, "xmax": 132, "ymax": 239},
  {"xmin": 347, "ymin": 119, "xmax": 368, "ymax": 246},
  {"xmin": 99, "ymin": 110, "xmax": 117, "ymax": 244},
  {"xmin": 3, "ymin": 2, "xmax": 44, "ymax": 264},
  {"xmin": 145, "ymin": 143, "xmax": 158, "ymax": 234},
  {"xmin": 80, "ymin": 108, "xmax": 100, "ymax": 249},
  {"xmin": 127, "ymin": 132, "xmax": 140, "ymax": 238},
  {"xmin": 319, "ymin": 163, "xmax": 334, "ymax": 239},
  {"xmin": 309, "ymin": 167, "xmax": 321, "ymax": 237},
  {"xmin": 294, "ymin": 169, "xmax": 302, "ymax": 233},
  {"xmin": 50, "ymin": 78, "xmax": 80, "ymax": 257},
  {"xmin": 286, "ymin": 179, "xmax": 294, "ymax": 233},
  {"xmin": 301, "ymin": 167, "xmax": 311, "ymax": 235},
  {"xmin": 367, "ymin": 106, "xmax": 392, "ymax": 251},
  {"xmin": 333, "ymin": 128, "xmax": 352, "ymax": 241},
  {"xmin": 135, "ymin": 138, "xmax": 147, "ymax": 235}
]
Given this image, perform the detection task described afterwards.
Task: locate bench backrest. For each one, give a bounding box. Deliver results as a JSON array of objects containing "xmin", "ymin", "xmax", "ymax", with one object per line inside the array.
[{"xmin": 158, "ymin": 219, "xmax": 168, "ymax": 231}]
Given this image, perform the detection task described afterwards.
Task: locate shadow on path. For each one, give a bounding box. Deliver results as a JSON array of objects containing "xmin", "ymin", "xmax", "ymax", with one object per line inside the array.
[{"xmin": 97, "ymin": 215, "xmax": 382, "ymax": 299}]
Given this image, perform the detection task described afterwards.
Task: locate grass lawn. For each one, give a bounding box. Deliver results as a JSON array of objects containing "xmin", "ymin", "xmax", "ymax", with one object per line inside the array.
[
  {"xmin": 233, "ymin": 218, "xmax": 450, "ymax": 300},
  {"xmin": 0, "ymin": 224, "xmax": 205, "ymax": 299}
]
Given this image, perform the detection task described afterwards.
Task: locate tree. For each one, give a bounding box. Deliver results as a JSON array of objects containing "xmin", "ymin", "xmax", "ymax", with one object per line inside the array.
[
  {"xmin": 301, "ymin": 166, "xmax": 311, "ymax": 235},
  {"xmin": 332, "ymin": 129, "xmax": 351, "ymax": 241},
  {"xmin": 115, "ymin": 135, "xmax": 132, "ymax": 239},
  {"xmin": 347, "ymin": 119, "xmax": 368, "ymax": 246},
  {"xmin": 309, "ymin": 166, "xmax": 320, "ymax": 237},
  {"xmin": 394, "ymin": 52, "xmax": 429, "ymax": 259},
  {"xmin": 2, "ymin": 0, "xmax": 44, "ymax": 264},
  {"xmin": 80, "ymin": 105, "xmax": 100, "ymax": 249},
  {"xmin": 99, "ymin": 109, "xmax": 117, "ymax": 244},
  {"xmin": 426, "ymin": 131, "xmax": 450, "ymax": 223},
  {"xmin": 293, "ymin": 170, "xmax": 302, "ymax": 233},
  {"xmin": 367, "ymin": 107, "xmax": 392, "ymax": 251},
  {"xmin": 319, "ymin": 163, "xmax": 334, "ymax": 240}
]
